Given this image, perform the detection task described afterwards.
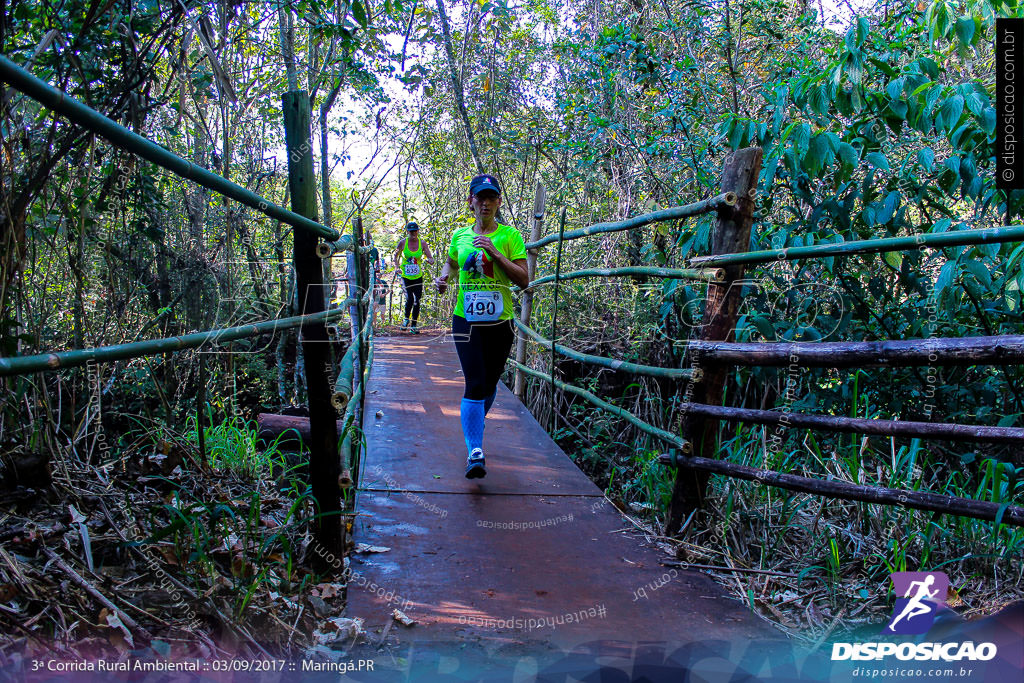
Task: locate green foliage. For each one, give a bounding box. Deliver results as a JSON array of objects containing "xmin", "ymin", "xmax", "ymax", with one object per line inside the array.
[{"xmin": 185, "ymin": 409, "xmax": 289, "ymax": 476}]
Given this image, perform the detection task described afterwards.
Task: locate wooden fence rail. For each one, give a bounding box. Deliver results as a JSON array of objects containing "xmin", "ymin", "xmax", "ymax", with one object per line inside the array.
[
  {"xmin": 0, "ymin": 55, "xmax": 339, "ymax": 241},
  {"xmin": 513, "ymin": 360, "xmax": 1024, "ymax": 527},
  {"xmin": 529, "ymin": 266, "xmax": 724, "ymax": 287},
  {"xmin": 687, "ymin": 224, "xmax": 1024, "ymax": 268},
  {"xmin": 685, "ymin": 335, "xmax": 1024, "ymax": 367},
  {"xmin": 524, "ymin": 193, "xmax": 735, "ymax": 250},
  {"xmin": 515, "ymin": 319, "xmax": 699, "ymax": 381},
  {"xmin": 0, "ymin": 302, "xmax": 355, "ymax": 377}
]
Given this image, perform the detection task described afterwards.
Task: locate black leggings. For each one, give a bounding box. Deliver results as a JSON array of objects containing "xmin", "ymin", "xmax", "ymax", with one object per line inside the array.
[
  {"xmin": 452, "ymin": 316, "xmax": 515, "ymax": 400},
  {"xmin": 403, "ymin": 277, "xmax": 423, "ymax": 323}
]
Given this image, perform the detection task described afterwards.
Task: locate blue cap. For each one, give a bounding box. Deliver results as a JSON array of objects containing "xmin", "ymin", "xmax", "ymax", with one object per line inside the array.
[{"xmin": 469, "ymin": 174, "xmax": 501, "ymax": 197}]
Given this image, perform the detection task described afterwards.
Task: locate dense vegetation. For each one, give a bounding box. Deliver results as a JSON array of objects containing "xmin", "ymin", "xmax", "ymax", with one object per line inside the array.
[{"xmin": 1, "ymin": 0, "xmax": 1021, "ymax": 652}]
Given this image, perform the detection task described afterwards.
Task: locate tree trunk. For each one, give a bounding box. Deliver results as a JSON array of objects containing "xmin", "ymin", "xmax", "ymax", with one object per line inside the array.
[
  {"xmin": 667, "ymin": 147, "xmax": 762, "ymax": 534},
  {"xmin": 434, "ymin": 0, "xmax": 485, "ymax": 175},
  {"xmin": 278, "ymin": 2, "xmax": 299, "ymax": 91}
]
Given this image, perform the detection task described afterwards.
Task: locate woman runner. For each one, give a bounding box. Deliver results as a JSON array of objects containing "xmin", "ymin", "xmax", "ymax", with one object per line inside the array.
[
  {"xmin": 434, "ymin": 175, "xmax": 528, "ymax": 478},
  {"xmin": 394, "ymin": 221, "xmax": 434, "ymax": 333}
]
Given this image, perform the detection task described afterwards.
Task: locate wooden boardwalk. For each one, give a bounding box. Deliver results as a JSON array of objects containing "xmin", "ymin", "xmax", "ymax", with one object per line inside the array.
[{"xmin": 346, "ymin": 334, "xmax": 803, "ymax": 679}]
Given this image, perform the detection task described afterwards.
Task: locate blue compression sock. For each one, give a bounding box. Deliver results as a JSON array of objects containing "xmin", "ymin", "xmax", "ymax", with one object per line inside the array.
[
  {"xmin": 460, "ymin": 398, "xmax": 486, "ymax": 455},
  {"xmin": 484, "ymin": 389, "xmax": 497, "ymax": 416}
]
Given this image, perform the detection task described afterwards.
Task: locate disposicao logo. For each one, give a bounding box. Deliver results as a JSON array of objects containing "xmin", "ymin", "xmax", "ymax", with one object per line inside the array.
[
  {"xmin": 831, "ymin": 570, "xmax": 998, "ymax": 663},
  {"xmin": 885, "ymin": 571, "xmax": 948, "ymax": 635}
]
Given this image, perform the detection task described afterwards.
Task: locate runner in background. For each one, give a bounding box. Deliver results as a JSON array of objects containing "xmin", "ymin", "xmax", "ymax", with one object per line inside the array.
[
  {"xmin": 394, "ymin": 221, "xmax": 433, "ymax": 334},
  {"xmin": 434, "ymin": 175, "xmax": 528, "ymax": 479}
]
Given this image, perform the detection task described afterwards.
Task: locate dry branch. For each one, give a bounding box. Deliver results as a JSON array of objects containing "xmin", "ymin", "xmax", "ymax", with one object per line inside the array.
[{"xmin": 40, "ymin": 545, "xmax": 153, "ymax": 642}]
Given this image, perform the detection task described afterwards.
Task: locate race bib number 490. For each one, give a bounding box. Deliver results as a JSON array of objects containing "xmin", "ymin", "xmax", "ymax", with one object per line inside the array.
[
  {"xmin": 403, "ymin": 263, "xmax": 420, "ymax": 278},
  {"xmin": 463, "ymin": 291, "xmax": 503, "ymax": 322}
]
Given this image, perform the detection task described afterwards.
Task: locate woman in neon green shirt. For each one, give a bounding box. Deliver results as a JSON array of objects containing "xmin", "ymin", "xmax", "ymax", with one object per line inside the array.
[
  {"xmin": 393, "ymin": 221, "xmax": 434, "ymax": 333},
  {"xmin": 434, "ymin": 174, "xmax": 528, "ymax": 479}
]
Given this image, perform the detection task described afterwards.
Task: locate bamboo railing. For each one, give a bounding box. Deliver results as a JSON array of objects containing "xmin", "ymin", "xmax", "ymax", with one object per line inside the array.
[
  {"xmin": 687, "ymin": 224, "xmax": 1024, "ymax": 268},
  {"xmin": 0, "ymin": 55, "xmax": 339, "ymax": 241},
  {"xmin": 529, "ymin": 266, "xmax": 724, "ymax": 288},
  {"xmin": 0, "ymin": 301, "xmax": 355, "ymax": 377},
  {"xmin": 514, "ymin": 319, "xmax": 700, "ymax": 381},
  {"xmin": 524, "ymin": 192, "xmax": 735, "ymax": 250}
]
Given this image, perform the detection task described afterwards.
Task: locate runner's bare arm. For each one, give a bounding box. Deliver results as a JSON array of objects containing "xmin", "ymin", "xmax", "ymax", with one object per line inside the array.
[
  {"xmin": 435, "ymin": 257, "xmax": 458, "ymax": 293},
  {"xmin": 394, "ymin": 240, "xmax": 404, "ymax": 270},
  {"xmin": 489, "ymin": 253, "xmax": 528, "ymax": 289}
]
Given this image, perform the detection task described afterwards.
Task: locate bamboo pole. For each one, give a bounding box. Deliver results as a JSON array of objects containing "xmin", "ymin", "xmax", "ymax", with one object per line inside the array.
[
  {"xmin": 316, "ymin": 235, "xmax": 356, "ymax": 258},
  {"xmin": 340, "ymin": 336, "xmax": 375, "ymax": 491},
  {"xmin": 340, "ymin": 284, "xmax": 376, "ymax": 492},
  {"xmin": 512, "ymin": 361, "xmax": 693, "ymax": 455},
  {"xmin": 514, "ymin": 319, "xmax": 699, "ymax": 381},
  {"xmin": 0, "ymin": 55, "xmax": 339, "ymax": 241},
  {"xmin": 657, "ymin": 454, "xmax": 1024, "ymax": 527},
  {"xmin": 549, "ymin": 208, "xmax": 567, "ymax": 433},
  {"xmin": 687, "ymin": 224, "xmax": 1024, "ymax": 268},
  {"xmin": 284, "ymin": 89, "xmax": 341, "ymax": 556},
  {"xmin": 514, "ymin": 182, "xmax": 546, "ymax": 399},
  {"xmin": 0, "ymin": 301, "xmax": 354, "ymax": 377},
  {"xmin": 683, "ymin": 335, "xmax": 1024, "ymax": 367},
  {"xmin": 681, "ymin": 403, "xmax": 1024, "ymax": 444},
  {"xmin": 525, "ymin": 192, "xmax": 736, "ymax": 250},
  {"xmin": 197, "ymin": 353, "xmax": 207, "ymax": 463},
  {"xmin": 332, "ymin": 297, "xmax": 373, "ymax": 409},
  {"xmin": 669, "ymin": 147, "xmax": 763, "ymax": 534},
  {"xmin": 528, "ymin": 266, "xmax": 724, "ymax": 288}
]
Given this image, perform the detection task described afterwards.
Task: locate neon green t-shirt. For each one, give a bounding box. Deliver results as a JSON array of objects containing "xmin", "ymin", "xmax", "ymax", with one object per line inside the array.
[
  {"xmin": 400, "ymin": 236, "xmax": 425, "ymax": 280},
  {"xmin": 448, "ymin": 223, "xmax": 527, "ymax": 321}
]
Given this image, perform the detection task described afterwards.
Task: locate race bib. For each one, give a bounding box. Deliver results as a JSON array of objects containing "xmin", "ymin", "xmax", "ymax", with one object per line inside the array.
[
  {"xmin": 463, "ymin": 290, "xmax": 504, "ymax": 322},
  {"xmin": 403, "ymin": 263, "xmax": 421, "ymax": 278}
]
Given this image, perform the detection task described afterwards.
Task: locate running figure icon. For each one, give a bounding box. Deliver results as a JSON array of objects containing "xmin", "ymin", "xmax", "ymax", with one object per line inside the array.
[{"xmin": 885, "ymin": 571, "xmax": 949, "ymax": 635}]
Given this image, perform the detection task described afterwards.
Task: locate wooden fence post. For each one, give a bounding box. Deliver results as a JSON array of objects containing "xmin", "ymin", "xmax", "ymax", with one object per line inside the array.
[
  {"xmin": 515, "ymin": 182, "xmax": 546, "ymax": 400},
  {"xmin": 667, "ymin": 147, "xmax": 762, "ymax": 535},
  {"xmin": 283, "ymin": 90, "xmax": 342, "ymax": 556}
]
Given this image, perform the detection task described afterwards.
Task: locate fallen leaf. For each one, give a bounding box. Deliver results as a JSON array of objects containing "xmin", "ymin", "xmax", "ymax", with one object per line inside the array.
[
  {"xmin": 354, "ymin": 543, "xmax": 390, "ymax": 554},
  {"xmin": 392, "ymin": 609, "xmax": 416, "ymax": 626},
  {"xmin": 313, "ymin": 582, "xmax": 344, "ymax": 599},
  {"xmin": 312, "ymin": 617, "xmax": 364, "ymax": 645},
  {"xmin": 267, "ymin": 591, "xmax": 299, "ymax": 610},
  {"xmin": 231, "ymin": 555, "xmax": 254, "ymax": 578},
  {"xmin": 99, "ymin": 609, "xmax": 135, "ymax": 648},
  {"xmin": 68, "ymin": 505, "xmax": 94, "ymax": 572},
  {"xmin": 309, "ymin": 595, "xmax": 331, "ymax": 617},
  {"xmin": 68, "ymin": 505, "xmax": 87, "ymax": 525}
]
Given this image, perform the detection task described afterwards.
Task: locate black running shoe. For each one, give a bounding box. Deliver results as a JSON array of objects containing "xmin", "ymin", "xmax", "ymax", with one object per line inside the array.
[{"xmin": 465, "ymin": 448, "xmax": 486, "ymax": 479}]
